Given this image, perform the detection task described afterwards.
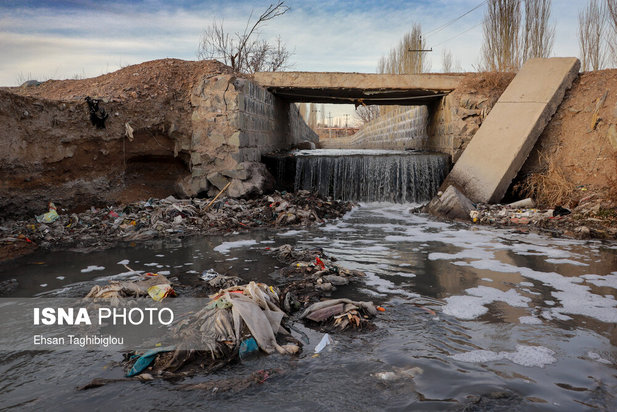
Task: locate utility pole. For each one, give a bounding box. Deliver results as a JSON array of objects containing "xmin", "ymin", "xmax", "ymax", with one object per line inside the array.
[
  {"xmin": 344, "ymin": 114, "xmax": 349, "ymax": 132},
  {"xmin": 328, "ymin": 112, "xmax": 332, "ymax": 139}
]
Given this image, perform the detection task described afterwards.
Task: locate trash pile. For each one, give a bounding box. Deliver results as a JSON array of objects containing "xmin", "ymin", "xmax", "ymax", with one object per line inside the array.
[
  {"xmin": 470, "ymin": 196, "xmax": 617, "ymax": 239},
  {"xmin": 268, "ymin": 244, "xmax": 366, "ymax": 307},
  {"xmin": 85, "ymin": 272, "xmax": 175, "ymax": 306},
  {"xmin": 301, "ymin": 298, "xmax": 378, "ymax": 331},
  {"xmin": 78, "ymin": 245, "xmax": 381, "ymax": 388},
  {"xmin": 1, "ymin": 191, "xmax": 353, "ymax": 251}
]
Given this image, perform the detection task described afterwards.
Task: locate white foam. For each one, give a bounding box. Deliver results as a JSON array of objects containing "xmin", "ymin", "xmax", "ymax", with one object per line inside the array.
[
  {"xmin": 80, "ymin": 265, "xmax": 105, "ymax": 273},
  {"xmin": 545, "ymin": 258, "xmax": 588, "ymax": 266},
  {"xmin": 143, "ymin": 262, "xmax": 159, "ymax": 267},
  {"xmin": 394, "ymin": 272, "xmax": 416, "ymax": 278},
  {"xmin": 588, "ymin": 352, "xmax": 612, "ymax": 364},
  {"xmin": 56, "ymin": 276, "xmax": 65, "ymax": 280},
  {"xmin": 297, "ymin": 149, "xmax": 411, "ymax": 156},
  {"xmin": 443, "ymin": 286, "xmax": 530, "ymax": 320},
  {"xmin": 155, "ymin": 254, "xmax": 165, "ymax": 257},
  {"xmin": 582, "ymin": 273, "xmax": 617, "ymax": 289},
  {"xmin": 213, "ymin": 239, "xmax": 258, "ymax": 254},
  {"xmin": 451, "ymin": 345, "xmax": 556, "ymax": 368},
  {"xmin": 278, "ymin": 230, "xmax": 308, "ymax": 237},
  {"xmin": 117, "ymin": 259, "xmax": 129, "ymax": 265},
  {"xmin": 157, "ymin": 270, "xmax": 170, "ymax": 275},
  {"xmin": 519, "ymin": 316, "xmax": 543, "ymax": 325}
]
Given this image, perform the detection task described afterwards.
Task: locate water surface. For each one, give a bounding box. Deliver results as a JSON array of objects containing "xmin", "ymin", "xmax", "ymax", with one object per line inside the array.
[{"xmin": 1, "ymin": 204, "xmax": 616, "ymax": 410}]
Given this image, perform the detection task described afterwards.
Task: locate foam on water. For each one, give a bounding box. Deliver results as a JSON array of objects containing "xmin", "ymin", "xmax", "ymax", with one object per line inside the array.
[
  {"xmin": 451, "ymin": 345, "xmax": 557, "ymax": 368},
  {"xmin": 80, "ymin": 265, "xmax": 105, "ymax": 273},
  {"xmin": 443, "ymin": 286, "xmax": 530, "ymax": 320},
  {"xmin": 213, "ymin": 239, "xmax": 258, "ymax": 254}
]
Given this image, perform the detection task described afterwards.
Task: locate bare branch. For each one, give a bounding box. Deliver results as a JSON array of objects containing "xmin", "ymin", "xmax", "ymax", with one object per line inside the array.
[
  {"xmin": 480, "ymin": 0, "xmax": 522, "ymax": 72},
  {"xmin": 578, "ymin": 0, "xmax": 607, "ymax": 71},
  {"xmin": 607, "ymin": 0, "xmax": 617, "ymax": 65},
  {"xmin": 354, "ymin": 105, "xmax": 380, "ymax": 124},
  {"xmin": 197, "ymin": 2, "xmax": 291, "ymax": 73},
  {"xmin": 522, "ymin": 0, "xmax": 555, "ymax": 62}
]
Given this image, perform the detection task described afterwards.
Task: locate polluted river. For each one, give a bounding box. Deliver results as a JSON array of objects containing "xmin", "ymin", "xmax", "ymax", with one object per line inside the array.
[{"xmin": 1, "ymin": 150, "xmax": 616, "ymax": 410}]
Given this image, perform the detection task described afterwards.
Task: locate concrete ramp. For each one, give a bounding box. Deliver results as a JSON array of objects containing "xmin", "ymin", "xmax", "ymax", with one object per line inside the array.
[{"xmin": 442, "ymin": 57, "xmax": 580, "ymax": 203}]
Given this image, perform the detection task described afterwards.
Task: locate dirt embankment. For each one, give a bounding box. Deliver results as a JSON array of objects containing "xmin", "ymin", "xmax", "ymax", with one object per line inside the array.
[{"xmin": 0, "ymin": 59, "xmax": 232, "ymax": 220}]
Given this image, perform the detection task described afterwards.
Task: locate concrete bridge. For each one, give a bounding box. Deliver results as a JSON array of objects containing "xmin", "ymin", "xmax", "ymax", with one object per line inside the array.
[{"xmin": 253, "ymin": 71, "xmax": 464, "ymax": 106}]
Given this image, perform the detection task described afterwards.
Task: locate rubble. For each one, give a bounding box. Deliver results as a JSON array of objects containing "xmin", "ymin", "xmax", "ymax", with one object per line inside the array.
[{"xmin": 0, "ymin": 191, "xmax": 353, "ymax": 257}]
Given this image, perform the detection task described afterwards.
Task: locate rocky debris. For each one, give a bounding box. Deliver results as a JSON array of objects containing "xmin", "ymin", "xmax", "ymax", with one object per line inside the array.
[
  {"xmin": 426, "ymin": 185, "xmax": 475, "ymax": 221},
  {"xmin": 0, "ymin": 191, "xmax": 353, "ymax": 255}
]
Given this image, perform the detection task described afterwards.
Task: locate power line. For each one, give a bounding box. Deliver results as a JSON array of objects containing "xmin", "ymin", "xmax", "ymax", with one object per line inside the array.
[
  {"xmin": 432, "ymin": 22, "xmax": 483, "ymax": 48},
  {"xmin": 425, "ymin": 0, "xmax": 487, "ymax": 37}
]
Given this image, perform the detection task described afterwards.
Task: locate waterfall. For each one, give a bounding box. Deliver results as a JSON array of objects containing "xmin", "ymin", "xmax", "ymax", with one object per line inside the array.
[{"xmin": 294, "ymin": 150, "xmax": 450, "ymax": 203}]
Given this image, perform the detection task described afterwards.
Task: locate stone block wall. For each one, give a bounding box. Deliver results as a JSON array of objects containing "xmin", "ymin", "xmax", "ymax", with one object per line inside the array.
[
  {"xmin": 187, "ymin": 75, "xmax": 317, "ymax": 196},
  {"xmin": 322, "ymin": 106, "xmax": 428, "ymax": 150}
]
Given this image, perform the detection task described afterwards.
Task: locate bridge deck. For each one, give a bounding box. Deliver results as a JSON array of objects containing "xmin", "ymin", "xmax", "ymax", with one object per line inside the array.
[{"xmin": 253, "ymin": 71, "xmax": 465, "ymax": 105}]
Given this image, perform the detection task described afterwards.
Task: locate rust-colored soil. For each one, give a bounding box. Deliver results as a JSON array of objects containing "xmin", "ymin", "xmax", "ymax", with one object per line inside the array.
[
  {"xmin": 9, "ymin": 58, "xmax": 231, "ymax": 101},
  {"xmin": 519, "ymin": 69, "xmax": 617, "ymax": 210}
]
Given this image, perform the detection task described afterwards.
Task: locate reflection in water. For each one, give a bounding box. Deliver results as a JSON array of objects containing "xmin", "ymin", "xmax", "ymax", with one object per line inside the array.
[{"xmin": 1, "ymin": 204, "xmax": 616, "ymax": 410}]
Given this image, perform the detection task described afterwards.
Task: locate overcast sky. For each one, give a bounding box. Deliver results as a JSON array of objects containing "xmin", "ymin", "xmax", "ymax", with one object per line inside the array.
[{"xmin": 0, "ymin": 0, "xmax": 586, "ymax": 121}]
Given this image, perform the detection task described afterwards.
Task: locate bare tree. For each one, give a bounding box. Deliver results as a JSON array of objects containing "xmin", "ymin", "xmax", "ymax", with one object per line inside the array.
[
  {"xmin": 522, "ymin": 0, "xmax": 555, "ymax": 62},
  {"xmin": 298, "ymin": 103, "xmax": 308, "ymax": 121},
  {"xmin": 354, "ymin": 105, "xmax": 380, "ymax": 124},
  {"xmin": 442, "ymin": 49, "xmax": 454, "ymax": 72},
  {"xmin": 578, "ymin": 0, "xmax": 607, "ymax": 71},
  {"xmin": 308, "ymin": 103, "xmax": 317, "ymax": 130},
  {"xmin": 377, "ymin": 24, "xmax": 430, "ymax": 74},
  {"xmin": 607, "ymin": 0, "xmax": 617, "ymax": 65},
  {"xmin": 197, "ymin": 2, "xmax": 291, "ymax": 73},
  {"xmin": 480, "ymin": 0, "xmax": 522, "ymax": 71}
]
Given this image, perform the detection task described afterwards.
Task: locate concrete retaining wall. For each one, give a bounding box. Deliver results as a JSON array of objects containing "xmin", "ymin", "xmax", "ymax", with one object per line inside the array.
[{"xmin": 321, "ymin": 106, "xmax": 428, "ymax": 150}]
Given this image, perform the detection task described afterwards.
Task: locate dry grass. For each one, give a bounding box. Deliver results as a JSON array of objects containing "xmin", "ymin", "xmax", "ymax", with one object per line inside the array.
[
  {"xmin": 516, "ymin": 150, "xmax": 577, "ymax": 208},
  {"xmin": 457, "ymin": 72, "xmax": 516, "ymax": 97}
]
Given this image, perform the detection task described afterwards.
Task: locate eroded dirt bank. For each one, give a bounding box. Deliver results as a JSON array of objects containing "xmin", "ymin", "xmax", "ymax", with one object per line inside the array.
[{"xmin": 1, "ymin": 59, "xmax": 236, "ymax": 220}]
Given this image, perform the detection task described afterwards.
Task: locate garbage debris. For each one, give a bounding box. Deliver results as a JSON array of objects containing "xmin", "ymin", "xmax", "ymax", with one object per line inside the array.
[
  {"xmin": 269, "ymin": 244, "xmax": 366, "ymax": 309},
  {"xmin": 314, "ymin": 333, "xmax": 332, "ymax": 353},
  {"xmin": 373, "ymin": 366, "xmax": 423, "ymax": 381},
  {"xmin": 2, "ymin": 191, "xmax": 353, "ymax": 252},
  {"xmin": 35, "ymin": 202, "xmax": 59, "ymax": 224},
  {"xmin": 553, "ymin": 205, "xmax": 571, "ymax": 217},
  {"xmin": 460, "ymin": 197, "xmax": 617, "ymax": 240},
  {"xmin": 301, "ymin": 298, "xmax": 378, "ymax": 331},
  {"xmin": 84, "ymin": 272, "xmax": 174, "ymax": 305},
  {"xmin": 177, "ymin": 369, "xmax": 283, "ymax": 392},
  {"xmin": 85, "ymin": 96, "xmax": 108, "ymax": 129},
  {"xmin": 239, "ymin": 337, "xmax": 259, "ymax": 359},
  {"xmin": 126, "ymin": 346, "xmax": 175, "ymax": 377},
  {"xmin": 78, "ymin": 245, "xmax": 382, "ymax": 387}
]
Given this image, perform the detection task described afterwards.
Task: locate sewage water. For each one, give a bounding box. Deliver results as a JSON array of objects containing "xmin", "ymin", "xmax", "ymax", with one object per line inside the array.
[
  {"xmin": 1, "ymin": 204, "xmax": 616, "ymax": 410},
  {"xmin": 295, "ymin": 149, "xmax": 450, "ymax": 203}
]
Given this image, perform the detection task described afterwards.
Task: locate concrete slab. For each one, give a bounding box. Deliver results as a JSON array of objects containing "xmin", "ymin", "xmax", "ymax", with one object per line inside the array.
[
  {"xmin": 442, "ymin": 57, "xmax": 580, "ymax": 203},
  {"xmin": 253, "ymin": 71, "xmax": 464, "ymax": 105}
]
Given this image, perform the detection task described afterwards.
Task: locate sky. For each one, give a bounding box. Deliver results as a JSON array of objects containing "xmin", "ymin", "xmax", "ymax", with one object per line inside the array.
[{"xmin": 0, "ymin": 0, "xmax": 585, "ymax": 122}]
